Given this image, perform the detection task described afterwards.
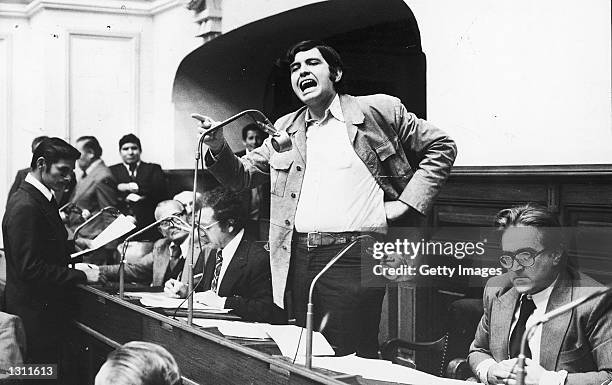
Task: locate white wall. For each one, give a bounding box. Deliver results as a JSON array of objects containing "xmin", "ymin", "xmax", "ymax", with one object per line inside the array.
[{"xmin": 407, "ymin": 0, "xmax": 612, "ymax": 166}]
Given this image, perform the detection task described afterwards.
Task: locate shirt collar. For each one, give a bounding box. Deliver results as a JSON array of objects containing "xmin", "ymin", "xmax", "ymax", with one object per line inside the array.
[
  {"xmin": 527, "ymin": 276, "xmax": 558, "ymax": 309},
  {"xmin": 25, "ymin": 172, "xmax": 54, "ymax": 202},
  {"xmin": 123, "ymin": 161, "xmax": 141, "ymax": 172},
  {"xmin": 221, "ymin": 228, "xmax": 244, "ymax": 261},
  {"xmin": 305, "ymin": 94, "xmax": 344, "ymax": 124},
  {"xmin": 85, "ymin": 158, "xmax": 102, "ymax": 175}
]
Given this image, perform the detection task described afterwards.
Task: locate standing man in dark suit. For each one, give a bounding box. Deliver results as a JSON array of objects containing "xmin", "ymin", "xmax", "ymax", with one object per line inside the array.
[
  {"xmin": 468, "ymin": 204, "xmax": 612, "ymax": 385},
  {"xmin": 164, "ymin": 187, "xmax": 283, "ymax": 323},
  {"xmin": 7, "ymin": 135, "xmax": 76, "ymax": 208},
  {"xmin": 199, "ymin": 40, "xmax": 456, "ymax": 356},
  {"xmin": 2, "ymin": 138, "xmax": 99, "ymax": 368},
  {"xmin": 110, "ymin": 134, "xmax": 167, "ymax": 231},
  {"xmin": 236, "ymin": 123, "xmax": 271, "ymax": 241}
]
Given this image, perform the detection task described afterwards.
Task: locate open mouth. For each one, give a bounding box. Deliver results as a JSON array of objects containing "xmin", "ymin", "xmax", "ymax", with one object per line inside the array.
[{"xmin": 299, "ymin": 78, "xmax": 317, "ymax": 92}]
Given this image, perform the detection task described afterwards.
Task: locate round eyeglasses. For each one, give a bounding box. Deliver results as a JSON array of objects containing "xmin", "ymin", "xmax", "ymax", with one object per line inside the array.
[{"xmin": 499, "ymin": 249, "xmax": 547, "ymax": 269}]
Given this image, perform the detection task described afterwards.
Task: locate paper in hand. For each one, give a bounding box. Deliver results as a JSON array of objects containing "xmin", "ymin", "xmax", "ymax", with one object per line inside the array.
[{"xmin": 71, "ymin": 214, "xmax": 136, "ymax": 258}]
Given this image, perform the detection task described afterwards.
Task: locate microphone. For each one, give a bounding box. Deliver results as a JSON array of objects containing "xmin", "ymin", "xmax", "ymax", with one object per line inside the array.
[
  {"xmin": 191, "ymin": 109, "xmax": 292, "ymax": 153},
  {"xmin": 119, "ymin": 214, "xmax": 190, "ymax": 299},
  {"xmin": 515, "ymin": 285, "xmax": 612, "ymax": 385},
  {"xmin": 305, "ymin": 235, "xmax": 374, "ymax": 369}
]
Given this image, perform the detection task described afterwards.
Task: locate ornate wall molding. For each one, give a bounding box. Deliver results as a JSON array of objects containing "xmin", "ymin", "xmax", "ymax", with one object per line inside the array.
[{"xmin": 0, "ymin": 0, "xmax": 189, "ymax": 18}]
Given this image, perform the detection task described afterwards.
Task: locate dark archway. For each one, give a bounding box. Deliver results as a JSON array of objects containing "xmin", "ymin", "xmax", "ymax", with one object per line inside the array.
[{"xmin": 173, "ymin": 0, "xmax": 425, "ymax": 151}]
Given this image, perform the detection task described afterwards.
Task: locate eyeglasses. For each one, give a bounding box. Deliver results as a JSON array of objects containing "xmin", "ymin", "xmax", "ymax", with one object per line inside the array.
[
  {"xmin": 499, "ymin": 248, "xmax": 547, "ymax": 269},
  {"xmin": 199, "ymin": 220, "xmax": 219, "ymax": 231}
]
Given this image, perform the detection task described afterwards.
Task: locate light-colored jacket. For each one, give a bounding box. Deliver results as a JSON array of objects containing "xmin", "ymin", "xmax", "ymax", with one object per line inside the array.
[
  {"xmin": 468, "ymin": 270, "xmax": 612, "ymax": 385},
  {"xmin": 207, "ymin": 93, "xmax": 457, "ymax": 306}
]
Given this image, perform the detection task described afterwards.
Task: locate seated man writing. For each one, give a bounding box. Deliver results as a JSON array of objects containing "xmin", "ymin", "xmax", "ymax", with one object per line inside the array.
[
  {"xmin": 468, "ymin": 204, "xmax": 612, "ymax": 385},
  {"xmin": 98, "ymin": 199, "xmax": 191, "ymax": 286},
  {"xmin": 164, "ymin": 187, "xmax": 283, "ymax": 323}
]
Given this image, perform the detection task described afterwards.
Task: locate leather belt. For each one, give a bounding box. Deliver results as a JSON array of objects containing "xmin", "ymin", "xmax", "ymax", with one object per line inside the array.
[{"xmin": 294, "ymin": 231, "xmax": 363, "ymax": 248}]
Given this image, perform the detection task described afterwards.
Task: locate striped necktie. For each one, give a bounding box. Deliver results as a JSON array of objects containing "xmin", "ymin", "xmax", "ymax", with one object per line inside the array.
[{"xmin": 210, "ymin": 249, "xmax": 223, "ymax": 293}]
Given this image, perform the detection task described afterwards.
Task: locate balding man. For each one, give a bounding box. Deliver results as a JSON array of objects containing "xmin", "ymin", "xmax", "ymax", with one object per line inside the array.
[{"xmin": 98, "ymin": 200, "xmax": 194, "ymax": 286}]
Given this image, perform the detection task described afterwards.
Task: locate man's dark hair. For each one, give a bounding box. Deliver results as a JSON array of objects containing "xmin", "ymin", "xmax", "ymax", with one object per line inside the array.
[
  {"xmin": 76, "ymin": 136, "xmax": 103, "ymax": 159},
  {"xmin": 31, "ymin": 135, "xmax": 49, "ymax": 153},
  {"xmin": 119, "ymin": 133, "xmax": 141, "ymax": 151},
  {"xmin": 241, "ymin": 123, "xmax": 268, "ymax": 141},
  {"xmin": 495, "ymin": 204, "xmax": 565, "ymax": 252},
  {"xmin": 285, "ymin": 40, "xmax": 345, "ymax": 93},
  {"xmin": 199, "ymin": 187, "xmax": 246, "ymax": 233},
  {"xmin": 30, "ymin": 137, "xmax": 81, "ymax": 169}
]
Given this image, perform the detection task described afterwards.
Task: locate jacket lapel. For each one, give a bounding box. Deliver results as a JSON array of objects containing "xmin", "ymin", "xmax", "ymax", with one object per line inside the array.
[
  {"xmin": 285, "ymin": 107, "xmax": 308, "ymax": 164},
  {"xmin": 340, "ymin": 94, "xmax": 365, "ymax": 145},
  {"xmin": 540, "ymin": 273, "xmax": 573, "ymax": 370},
  {"xmin": 152, "ymin": 240, "xmax": 171, "ymax": 286},
  {"xmin": 21, "ymin": 182, "xmax": 66, "ymax": 240},
  {"xmin": 491, "ymin": 287, "xmax": 519, "ymax": 360},
  {"xmin": 218, "ymin": 240, "xmax": 248, "ymax": 296}
]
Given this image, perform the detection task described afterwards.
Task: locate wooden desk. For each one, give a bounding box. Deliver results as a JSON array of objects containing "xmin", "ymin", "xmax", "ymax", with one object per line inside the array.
[{"xmin": 70, "ymin": 285, "xmax": 357, "ymax": 385}]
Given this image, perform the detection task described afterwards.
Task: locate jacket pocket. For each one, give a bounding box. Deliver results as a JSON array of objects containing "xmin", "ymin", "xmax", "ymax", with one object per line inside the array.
[
  {"xmin": 374, "ymin": 138, "xmax": 398, "ymax": 162},
  {"xmin": 269, "ymin": 155, "xmax": 293, "ymax": 197}
]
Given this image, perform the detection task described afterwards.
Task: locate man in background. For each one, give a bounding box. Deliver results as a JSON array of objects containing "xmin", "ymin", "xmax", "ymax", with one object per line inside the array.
[
  {"xmin": 2, "ymin": 138, "xmax": 98, "ymax": 369},
  {"xmin": 98, "ymin": 200, "xmax": 193, "ymax": 287},
  {"xmin": 70, "ymin": 135, "xmax": 118, "ymax": 220},
  {"xmin": 164, "ymin": 187, "xmax": 282, "ymax": 323},
  {"xmin": 110, "ymin": 134, "xmax": 167, "ymax": 232},
  {"xmin": 7, "ymin": 135, "xmax": 76, "ymax": 208},
  {"xmin": 237, "ymin": 123, "xmax": 270, "ymax": 241}
]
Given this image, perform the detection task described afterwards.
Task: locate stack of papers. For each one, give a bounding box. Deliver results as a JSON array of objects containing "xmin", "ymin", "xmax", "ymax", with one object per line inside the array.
[{"xmin": 134, "ymin": 292, "xmax": 231, "ymax": 313}]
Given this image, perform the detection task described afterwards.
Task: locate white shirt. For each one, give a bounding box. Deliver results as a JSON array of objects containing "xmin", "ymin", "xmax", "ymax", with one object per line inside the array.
[
  {"xmin": 476, "ymin": 278, "xmax": 568, "ymax": 385},
  {"xmin": 215, "ymin": 228, "xmax": 244, "ymax": 294},
  {"xmin": 294, "ymin": 95, "xmax": 387, "ymax": 232},
  {"xmin": 25, "ymin": 173, "xmax": 54, "ymax": 202},
  {"xmin": 123, "ymin": 161, "xmax": 141, "ymax": 177}
]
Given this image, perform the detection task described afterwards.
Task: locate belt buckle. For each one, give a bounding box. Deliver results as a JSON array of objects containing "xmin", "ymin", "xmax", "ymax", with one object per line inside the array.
[{"xmin": 307, "ymin": 231, "xmax": 321, "ymax": 248}]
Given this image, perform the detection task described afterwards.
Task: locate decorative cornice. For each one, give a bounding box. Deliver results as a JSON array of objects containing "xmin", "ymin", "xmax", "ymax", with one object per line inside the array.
[{"xmin": 0, "ymin": 0, "xmax": 189, "ymax": 18}]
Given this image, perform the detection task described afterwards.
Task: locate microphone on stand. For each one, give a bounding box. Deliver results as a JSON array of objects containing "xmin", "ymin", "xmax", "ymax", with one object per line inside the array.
[
  {"xmin": 119, "ymin": 215, "xmax": 191, "ymax": 299},
  {"xmin": 305, "ymin": 235, "xmax": 374, "ymax": 369},
  {"xmin": 515, "ymin": 285, "xmax": 612, "ymax": 385}
]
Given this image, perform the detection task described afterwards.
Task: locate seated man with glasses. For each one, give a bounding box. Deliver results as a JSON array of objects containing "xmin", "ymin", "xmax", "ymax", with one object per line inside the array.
[
  {"xmin": 97, "ymin": 199, "xmax": 193, "ymax": 286},
  {"xmin": 164, "ymin": 187, "xmax": 284, "ymax": 323},
  {"xmin": 468, "ymin": 204, "xmax": 612, "ymax": 385}
]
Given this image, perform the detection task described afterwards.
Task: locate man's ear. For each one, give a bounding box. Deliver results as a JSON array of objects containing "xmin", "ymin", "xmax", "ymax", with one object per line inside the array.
[
  {"xmin": 333, "ymin": 68, "xmax": 343, "ymax": 83},
  {"xmin": 551, "ymin": 249, "xmax": 563, "ymax": 265},
  {"xmin": 36, "ymin": 157, "xmax": 47, "ymax": 171}
]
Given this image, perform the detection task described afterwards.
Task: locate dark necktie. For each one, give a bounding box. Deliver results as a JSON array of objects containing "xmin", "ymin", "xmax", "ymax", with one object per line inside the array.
[
  {"xmin": 509, "ymin": 295, "xmax": 537, "ymax": 358},
  {"xmin": 50, "ymin": 196, "xmax": 58, "ymax": 210},
  {"xmin": 129, "ymin": 164, "xmax": 137, "ymax": 180},
  {"xmin": 210, "ymin": 249, "xmax": 223, "ymax": 293}
]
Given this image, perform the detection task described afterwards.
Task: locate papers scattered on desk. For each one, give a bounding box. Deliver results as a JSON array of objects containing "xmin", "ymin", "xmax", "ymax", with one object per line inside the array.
[
  {"xmin": 71, "ymin": 214, "xmax": 136, "ymax": 258},
  {"xmin": 136, "ymin": 292, "xmax": 231, "ymax": 313},
  {"xmin": 261, "ymin": 325, "xmax": 335, "ymax": 358},
  {"xmin": 307, "ymin": 354, "xmax": 468, "ymax": 385},
  {"xmin": 191, "ymin": 319, "xmax": 271, "ymax": 339}
]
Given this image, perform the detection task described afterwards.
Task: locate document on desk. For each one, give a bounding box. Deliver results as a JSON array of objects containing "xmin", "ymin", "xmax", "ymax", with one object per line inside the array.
[
  {"xmin": 191, "ymin": 319, "xmax": 271, "ymax": 339},
  {"xmin": 137, "ymin": 292, "xmax": 231, "ymax": 313},
  {"xmin": 71, "ymin": 214, "xmax": 136, "ymax": 258},
  {"xmin": 309, "ymin": 354, "xmax": 468, "ymax": 384},
  {"xmin": 261, "ymin": 325, "xmax": 334, "ymax": 358}
]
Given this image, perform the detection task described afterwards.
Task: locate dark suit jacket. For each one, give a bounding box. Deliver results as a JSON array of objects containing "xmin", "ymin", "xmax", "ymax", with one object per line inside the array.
[
  {"xmin": 70, "ymin": 160, "xmax": 118, "ymax": 212},
  {"xmin": 2, "ymin": 182, "xmax": 86, "ymax": 362},
  {"xmin": 100, "ymin": 236, "xmax": 202, "ymax": 287},
  {"xmin": 196, "ymin": 234, "xmax": 280, "ymax": 323},
  {"xmin": 109, "ymin": 162, "xmax": 167, "ymax": 228},
  {"xmin": 235, "ymin": 150, "xmax": 271, "ymax": 241},
  {"xmin": 8, "ymin": 168, "xmax": 75, "ymax": 208},
  {"xmin": 468, "ymin": 269, "xmax": 612, "ymax": 385}
]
